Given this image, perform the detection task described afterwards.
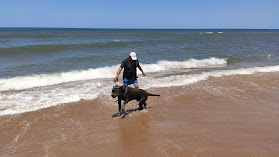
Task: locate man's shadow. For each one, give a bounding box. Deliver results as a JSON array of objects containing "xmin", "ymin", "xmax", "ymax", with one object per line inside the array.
[{"xmin": 112, "ymin": 106, "xmax": 158, "ymax": 119}]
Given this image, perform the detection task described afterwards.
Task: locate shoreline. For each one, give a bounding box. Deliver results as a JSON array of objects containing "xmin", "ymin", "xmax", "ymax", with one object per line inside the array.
[{"xmin": 1, "ymin": 72, "xmax": 279, "ymax": 156}]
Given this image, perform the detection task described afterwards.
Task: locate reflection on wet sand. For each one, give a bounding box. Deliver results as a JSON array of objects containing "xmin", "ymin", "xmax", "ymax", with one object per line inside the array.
[{"xmin": 1, "ymin": 72, "xmax": 279, "ymax": 156}]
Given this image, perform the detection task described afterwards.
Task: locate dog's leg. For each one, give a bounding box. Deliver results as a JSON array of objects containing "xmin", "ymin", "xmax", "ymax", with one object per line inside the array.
[
  {"xmin": 118, "ymin": 98, "xmax": 122, "ymax": 112},
  {"xmin": 138, "ymin": 98, "xmax": 147, "ymax": 110},
  {"xmin": 139, "ymin": 101, "xmax": 144, "ymax": 110},
  {"xmin": 144, "ymin": 103, "xmax": 147, "ymax": 109},
  {"xmin": 120, "ymin": 101, "xmax": 128, "ymax": 114}
]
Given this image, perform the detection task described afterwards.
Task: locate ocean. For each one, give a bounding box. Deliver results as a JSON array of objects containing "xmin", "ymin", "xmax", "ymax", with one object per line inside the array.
[
  {"xmin": 0, "ymin": 28, "xmax": 278, "ymax": 116},
  {"xmin": 1, "ymin": 28, "xmax": 279, "ymax": 156}
]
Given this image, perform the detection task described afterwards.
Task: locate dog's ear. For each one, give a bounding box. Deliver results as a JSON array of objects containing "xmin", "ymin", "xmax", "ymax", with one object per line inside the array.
[
  {"xmin": 113, "ymin": 85, "xmax": 121, "ymax": 89},
  {"xmin": 121, "ymin": 85, "xmax": 128, "ymax": 92}
]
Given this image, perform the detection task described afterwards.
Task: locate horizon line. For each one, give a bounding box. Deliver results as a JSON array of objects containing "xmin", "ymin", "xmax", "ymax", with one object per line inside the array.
[{"xmin": 0, "ymin": 27, "xmax": 278, "ymax": 30}]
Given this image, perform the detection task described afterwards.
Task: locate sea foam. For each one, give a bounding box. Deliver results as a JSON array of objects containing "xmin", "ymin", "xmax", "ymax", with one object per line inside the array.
[
  {"xmin": 1, "ymin": 58, "xmax": 279, "ymax": 116},
  {"xmin": 0, "ymin": 58, "xmax": 226, "ymax": 91},
  {"xmin": 142, "ymin": 65, "xmax": 279, "ymax": 88}
]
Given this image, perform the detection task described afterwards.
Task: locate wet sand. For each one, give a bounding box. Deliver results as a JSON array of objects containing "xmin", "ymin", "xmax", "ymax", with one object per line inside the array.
[{"xmin": 1, "ymin": 72, "xmax": 279, "ymax": 156}]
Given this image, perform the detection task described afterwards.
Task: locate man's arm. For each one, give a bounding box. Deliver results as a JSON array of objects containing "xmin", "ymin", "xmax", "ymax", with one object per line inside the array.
[
  {"xmin": 114, "ymin": 67, "xmax": 123, "ymax": 82},
  {"xmin": 138, "ymin": 65, "xmax": 145, "ymax": 76}
]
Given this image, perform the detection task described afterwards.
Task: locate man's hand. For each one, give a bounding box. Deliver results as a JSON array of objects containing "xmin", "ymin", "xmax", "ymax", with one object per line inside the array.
[
  {"xmin": 114, "ymin": 76, "xmax": 118, "ymax": 82},
  {"xmin": 142, "ymin": 72, "xmax": 146, "ymax": 76},
  {"xmin": 114, "ymin": 67, "xmax": 122, "ymax": 83},
  {"xmin": 138, "ymin": 65, "xmax": 145, "ymax": 77}
]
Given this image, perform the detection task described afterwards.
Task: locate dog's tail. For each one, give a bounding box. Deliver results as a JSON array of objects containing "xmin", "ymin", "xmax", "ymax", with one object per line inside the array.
[{"xmin": 148, "ymin": 93, "xmax": 160, "ymax": 96}]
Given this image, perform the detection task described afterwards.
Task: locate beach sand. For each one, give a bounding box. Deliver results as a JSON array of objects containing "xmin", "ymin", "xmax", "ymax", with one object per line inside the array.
[{"xmin": 1, "ymin": 72, "xmax": 279, "ymax": 156}]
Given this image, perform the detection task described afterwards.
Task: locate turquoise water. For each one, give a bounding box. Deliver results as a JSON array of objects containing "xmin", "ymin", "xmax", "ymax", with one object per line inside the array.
[{"xmin": 0, "ymin": 28, "xmax": 279, "ymax": 115}]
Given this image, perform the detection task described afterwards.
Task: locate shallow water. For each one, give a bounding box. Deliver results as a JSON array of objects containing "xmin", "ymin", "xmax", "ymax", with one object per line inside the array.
[{"xmin": 1, "ymin": 72, "xmax": 279, "ymax": 156}]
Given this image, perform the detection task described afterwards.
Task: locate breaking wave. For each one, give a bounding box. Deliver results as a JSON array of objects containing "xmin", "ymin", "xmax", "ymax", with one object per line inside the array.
[
  {"xmin": 1, "ymin": 63, "xmax": 279, "ymax": 116},
  {"xmin": 0, "ymin": 58, "xmax": 227, "ymax": 91}
]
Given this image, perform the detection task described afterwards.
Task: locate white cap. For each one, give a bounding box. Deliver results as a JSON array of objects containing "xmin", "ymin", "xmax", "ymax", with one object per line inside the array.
[{"xmin": 129, "ymin": 52, "xmax": 137, "ymax": 60}]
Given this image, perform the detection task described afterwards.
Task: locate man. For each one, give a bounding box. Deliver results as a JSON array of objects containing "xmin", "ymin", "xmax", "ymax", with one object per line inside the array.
[{"xmin": 114, "ymin": 52, "xmax": 145, "ymax": 88}]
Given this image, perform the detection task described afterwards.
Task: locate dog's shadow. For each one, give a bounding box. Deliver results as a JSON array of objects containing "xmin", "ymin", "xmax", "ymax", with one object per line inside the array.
[{"xmin": 112, "ymin": 106, "xmax": 157, "ymax": 119}]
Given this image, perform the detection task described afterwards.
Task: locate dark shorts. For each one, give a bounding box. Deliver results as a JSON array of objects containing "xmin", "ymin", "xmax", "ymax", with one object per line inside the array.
[{"xmin": 123, "ymin": 77, "xmax": 138, "ymax": 85}]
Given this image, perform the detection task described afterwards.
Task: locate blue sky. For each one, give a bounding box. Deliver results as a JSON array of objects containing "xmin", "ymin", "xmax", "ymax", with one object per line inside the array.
[{"xmin": 1, "ymin": 0, "xmax": 278, "ymax": 29}]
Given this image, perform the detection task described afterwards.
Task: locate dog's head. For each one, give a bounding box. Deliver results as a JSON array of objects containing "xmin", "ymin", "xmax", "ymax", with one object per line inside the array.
[{"xmin": 111, "ymin": 85, "xmax": 127, "ymax": 98}]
